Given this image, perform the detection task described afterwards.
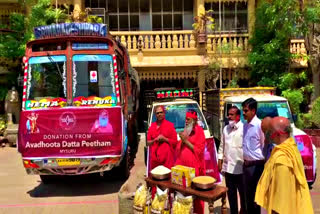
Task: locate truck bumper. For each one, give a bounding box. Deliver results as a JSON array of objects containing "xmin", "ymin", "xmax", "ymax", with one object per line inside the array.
[{"xmin": 23, "ymin": 156, "xmax": 122, "ymax": 175}]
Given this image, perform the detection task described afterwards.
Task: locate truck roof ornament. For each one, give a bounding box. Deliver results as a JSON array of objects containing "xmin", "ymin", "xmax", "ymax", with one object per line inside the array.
[
  {"xmin": 144, "ymin": 88, "xmax": 199, "ymax": 110},
  {"xmin": 34, "ymin": 23, "xmax": 107, "ymax": 39},
  {"xmin": 155, "ymin": 88, "xmax": 196, "ymax": 99}
]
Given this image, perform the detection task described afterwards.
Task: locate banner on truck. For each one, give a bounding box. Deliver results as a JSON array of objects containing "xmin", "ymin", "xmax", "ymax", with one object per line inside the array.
[{"xmin": 18, "ymin": 107, "xmax": 123, "ymax": 158}]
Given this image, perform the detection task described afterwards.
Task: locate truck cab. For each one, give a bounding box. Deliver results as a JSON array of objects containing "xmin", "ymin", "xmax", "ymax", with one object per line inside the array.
[
  {"xmin": 224, "ymin": 95, "xmax": 317, "ymax": 185},
  {"xmin": 145, "ymin": 88, "xmax": 221, "ymax": 182}
]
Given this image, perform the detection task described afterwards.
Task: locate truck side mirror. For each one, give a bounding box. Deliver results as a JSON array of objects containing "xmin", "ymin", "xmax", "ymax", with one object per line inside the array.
[{"xmin": 292, "ymin": 114, "xmax": 298, "ymax": 122}]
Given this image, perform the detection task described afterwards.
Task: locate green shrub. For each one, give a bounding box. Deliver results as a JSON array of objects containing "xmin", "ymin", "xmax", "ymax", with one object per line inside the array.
[
  {"xmin": 0, "ymin": 115, "xmax": 7, "ymax": 135},
  {"xmin": 296, "ymin": 113, "xmax": 313, "ymax": 129},
  {"xmin": 311, "ymin": 97, "xmax": 320, "ymax": 128},
  {"xmin": 282, "ymin": 89, "xmax": 304, "ymax": 114}
]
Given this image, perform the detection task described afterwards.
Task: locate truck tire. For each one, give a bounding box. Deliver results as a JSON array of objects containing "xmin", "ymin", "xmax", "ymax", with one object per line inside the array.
[
  {"xmin": 118, "ymin": 151, "xmax": 130, "ymax": 180},
  {"xmin": 106, "ymin": 150, "xmax": 130, "ymax": 181},
  {"xmin": 40, "ymin": 175, "xmax": 55, "ymax": 184},
  {"xmin": 308, "ymin": 172, "xmax": 317, "ymax": 189}
]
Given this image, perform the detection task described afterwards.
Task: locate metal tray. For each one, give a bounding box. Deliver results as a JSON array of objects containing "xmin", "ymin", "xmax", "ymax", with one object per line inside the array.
[
  {"xmin": 192, "ymin": 181, "xmax": 216, "ymax": 190},
  {"xmin": 151, "ymin": 172, "xmax": 170, "ymax": 180}
]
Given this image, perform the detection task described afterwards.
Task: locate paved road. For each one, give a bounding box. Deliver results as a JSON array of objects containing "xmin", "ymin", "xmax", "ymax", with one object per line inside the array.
[
  {"xmin": 0, "ymin": 146, "xmax": 125, "ymax": 214},
  {"xmin": 0, "ymin": 135, "xmax": 319, "ymax": 214}
]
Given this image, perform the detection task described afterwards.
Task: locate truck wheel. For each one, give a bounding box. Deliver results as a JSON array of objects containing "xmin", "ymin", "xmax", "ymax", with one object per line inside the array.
[
  {"xmin": 40, "ymin": 175, "xmax": 55, "ymax": 184},
  {"xmin": 308, "ymin": 172, "xmax": 317, "ymax": 189},
  {"xmin": 117, "ymin": 151, "xmax": 130, "ymax": 180}
]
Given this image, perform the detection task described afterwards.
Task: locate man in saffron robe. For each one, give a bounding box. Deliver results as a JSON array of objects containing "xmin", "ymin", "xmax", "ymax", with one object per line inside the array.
[
  {"xmin": 255, "ymin": 117, "xmax": 314, "ymax": 214},
  {"xmin": 147, "ymin": 105, "xmax": 177, "ymax": 171},
  {"xmin": 261, "ymin": 117, "xmax": 274, "ymax": 160},
  {"xmin": 175, "ymin": 110, "xmax": 206, "ymax": 214}
]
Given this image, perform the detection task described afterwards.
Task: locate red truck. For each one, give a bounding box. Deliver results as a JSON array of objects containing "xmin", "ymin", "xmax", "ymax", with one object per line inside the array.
[{"xmin": 18, "ymin": 23, "xmax": 139, "ymax": 183}]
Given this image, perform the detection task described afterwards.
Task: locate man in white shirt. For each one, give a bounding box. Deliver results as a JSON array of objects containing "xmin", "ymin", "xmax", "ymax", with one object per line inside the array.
[
  {"xmin": 218, "ymin": 106, "xmax": 245, "ymax": 214},
  {"xmin": 242, "ymin": 98, "xmax": 265, "ymax": 214}
]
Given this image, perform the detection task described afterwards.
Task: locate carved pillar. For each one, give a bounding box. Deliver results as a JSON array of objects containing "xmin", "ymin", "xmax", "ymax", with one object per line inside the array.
[
  {"xmin": 196, "ymin": 0, "xmax": 205, "ymax": 16},
  {"xmin": 25, "ymin": 2, "xmax": 32, "ymax": 15},
  {"xmin": 73, "ymin": 0, "xmax": 84, "ymax": 21},
  {"xmin": 248, "ymin": 0, "xmax": 256, "ymax": 39},
  {"xmin": 198, "ymin": 69, "xmax": 206, "ymax": 92}
]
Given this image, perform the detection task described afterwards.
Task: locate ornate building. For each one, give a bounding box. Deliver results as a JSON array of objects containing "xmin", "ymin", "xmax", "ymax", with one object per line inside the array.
[{"xmin": 0, "ymin": 0, "xmax": 307, "ymax": 103}]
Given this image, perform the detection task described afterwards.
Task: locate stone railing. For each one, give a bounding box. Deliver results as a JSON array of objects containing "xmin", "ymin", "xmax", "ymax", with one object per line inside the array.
[
  {"xmin": 206, "ymin": 33, "xmax": 249, "ymax": 54},
  {"xmin": 290, "ymin": 39, "xmax": 307, "ymax": 67},
  {"xmin": 110, "ymin": 31, "xmax": 307, "ymax": 61},
  {"xmin": 110, "ymin": 30, "xmax": 197, "ymax": 50},
  {"xmin": 290, "ymin": 39, "xmax": 307, "ymax": 55}
]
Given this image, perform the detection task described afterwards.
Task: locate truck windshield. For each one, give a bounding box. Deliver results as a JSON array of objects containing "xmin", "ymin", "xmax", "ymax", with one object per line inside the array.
[
  {"xmin": 152, "ymin": 103, "xmax": 208, "ymax": 132},
  {"xmin": 72, "ymin": 55, "xmax": 115, "ymax": 100},
  {"xmin": 232, "ymin": 101, "xmax": 293, "ymax": 123},
  {"xmin": 27, "ymin": 55, "xmax": 66, "ymax": 100}
]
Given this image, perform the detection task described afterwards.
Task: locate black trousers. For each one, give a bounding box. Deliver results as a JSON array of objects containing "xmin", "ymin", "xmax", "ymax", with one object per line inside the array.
[
  {"xmin": 225, "ymin": 172, "xmax": 246, "ymax": 214},
  {"xmin": 243, "ymin": 164, "xmax": 264, "ymax": 214}
]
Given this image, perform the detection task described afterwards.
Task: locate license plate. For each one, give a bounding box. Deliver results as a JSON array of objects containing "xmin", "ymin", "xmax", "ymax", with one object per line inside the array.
[{"xmin": 56, "ymin": 158, "xmax": 80, "ymax": 166}]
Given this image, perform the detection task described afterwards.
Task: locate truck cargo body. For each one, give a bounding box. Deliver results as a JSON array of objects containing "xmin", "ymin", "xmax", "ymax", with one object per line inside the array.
[{"xmin": 18, "ymin": 23, "xmax": 139, "ymax": 180}]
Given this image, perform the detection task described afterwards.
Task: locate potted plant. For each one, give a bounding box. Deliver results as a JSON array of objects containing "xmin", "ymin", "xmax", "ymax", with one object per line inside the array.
[{"xmin": 192, "ymin": 10, "xmax": 215, "ymax": 44}]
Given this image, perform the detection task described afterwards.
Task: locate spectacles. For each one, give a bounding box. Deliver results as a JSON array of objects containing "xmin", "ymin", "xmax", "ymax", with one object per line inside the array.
[{"xmin": 156, "ymin": 112, "xmax": 163, "ymax": 115}]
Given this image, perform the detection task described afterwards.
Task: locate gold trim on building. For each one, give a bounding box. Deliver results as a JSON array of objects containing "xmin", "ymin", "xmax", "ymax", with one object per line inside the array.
[
  {"xmin": 205, "ymin": 0, "xmax": 247, "ymax": 2},
  {"xmin": 0, "ymin": 7, "xmax": 22, "ymax": 16},
  {"xmin": 139, "ymin": 70, "xmax": 198, "ymax": 81},
  {"xmin": 130, "ymin": 55, "xmax": 206, "ymax": 68}
]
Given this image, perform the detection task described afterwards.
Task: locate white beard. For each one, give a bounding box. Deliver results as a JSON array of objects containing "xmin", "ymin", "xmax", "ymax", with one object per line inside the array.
[{"xmin": 184, "ymin": 121, "xmax": 194, "ymax": 136}]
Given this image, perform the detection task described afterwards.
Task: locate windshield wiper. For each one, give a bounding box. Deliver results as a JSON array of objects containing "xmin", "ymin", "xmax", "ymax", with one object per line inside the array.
[{"xmin": 47, "ymin": 52, "xmax": 63, "ymax": 80}]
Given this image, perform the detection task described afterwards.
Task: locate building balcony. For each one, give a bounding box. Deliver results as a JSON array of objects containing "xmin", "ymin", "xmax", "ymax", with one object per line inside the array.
[
  {"xmin": 290, "ymin": 39, "xmax": 308, "ymax": 68},
  {"xmin": 110, "ymin": 30, "xmax": 202, "ymax": 68},
  {"xmin": 110, "ymin": 30, "xmax": 251, "ymax": 69},
  {"xmin": 206, "ymin": 33, "xmax": 249, "ymax": 55},
  {"xmin": 110, "ymin": 30, "xmax": 307, "ymax": 70}
]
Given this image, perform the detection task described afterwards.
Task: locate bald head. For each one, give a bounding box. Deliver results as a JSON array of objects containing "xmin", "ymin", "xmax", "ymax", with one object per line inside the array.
[
  {"xmin": 270, "ymin": 117, "xmax": 292, "ymax": 144},
  {"xmin": 261, "ymin": 117, "xmax": 272, "ymax": 134},
  {"xmin": 271, "ymin": 117, "xmax": 291, "ymax": 133}
]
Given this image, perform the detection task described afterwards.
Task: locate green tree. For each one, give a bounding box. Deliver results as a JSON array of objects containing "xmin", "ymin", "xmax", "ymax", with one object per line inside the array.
[
  {"xmin": 248, "ymin": 0, "xmax": 303, "ymax": 86},
  {"xmin": 0, "ymin": 0, "xmax": 106, "ymax": 100},
  {"xmin": 303, "ymin": 0, "xmax": 320, "ymax": 100},
  {"xmin": 249, "ymin": 0, "xmax": 320, "ymax": 88},
  {"xmin": 0, "ymin": 0, "xmax": 68, "ymax": 99}
]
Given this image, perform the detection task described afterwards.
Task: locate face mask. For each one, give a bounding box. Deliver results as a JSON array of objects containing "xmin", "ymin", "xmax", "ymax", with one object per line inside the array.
[
  {"xmin": 262, "ymin": 131, "xmax": 275, "ymax": 147},
  {"xmin": 99, "ymin": 117, "xmax": 108, "ymax": 127},
  {"xmin": 228, "ymin": 120, "xmax": 236, "ymax": 128}
]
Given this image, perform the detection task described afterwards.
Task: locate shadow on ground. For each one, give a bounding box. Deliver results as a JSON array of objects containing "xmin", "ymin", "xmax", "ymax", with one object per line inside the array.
[
  {"xmin": 27, "ymin": 172, "xmax": 127, "ymax": 198},
  {"xmin": 26, "ymin": 133, "xmax": 142, "ymax": 198},
  {"xmin": 27, "ymin": 171, "xmax": 127, "ymax": 198}
]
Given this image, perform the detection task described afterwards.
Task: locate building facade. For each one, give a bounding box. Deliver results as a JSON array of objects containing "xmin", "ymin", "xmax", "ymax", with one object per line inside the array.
[
  {"xmin": 0, "ymin": 0, "xmax": 307, "ymax": 118},
  {"xmin": 0, "ymin": 0, "xmax": 307, "ymax": 88}
]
